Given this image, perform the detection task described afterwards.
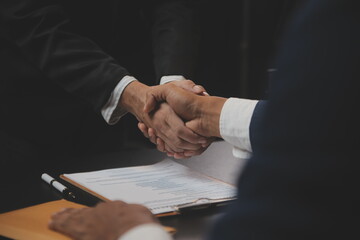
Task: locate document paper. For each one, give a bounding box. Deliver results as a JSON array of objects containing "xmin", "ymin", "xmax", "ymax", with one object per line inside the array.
[{"xmin": 62, "ymin": 160, "xmax": 236, "ymax": 214}]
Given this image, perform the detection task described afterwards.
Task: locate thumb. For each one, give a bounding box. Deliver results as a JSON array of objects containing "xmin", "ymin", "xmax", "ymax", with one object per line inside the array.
[
  {"xmin": 143, "ymin": 85, "xmax": 169, "ymax": 113},
  {"xmin": 143, "ymin": 92, "xmax": 158, "ymax": 113},
  {"xmin": 185, "ymin": 120, "xmax": 205, "ymax": 137},
  {"xmin": 192, "ymin": 85, "xmax": 208, "ymax": 95}
]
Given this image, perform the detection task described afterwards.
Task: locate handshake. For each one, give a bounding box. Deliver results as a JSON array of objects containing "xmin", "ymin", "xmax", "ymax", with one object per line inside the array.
[{"xmin": 120, "ymin": 80, "xmax": 227, "ymax": 159}]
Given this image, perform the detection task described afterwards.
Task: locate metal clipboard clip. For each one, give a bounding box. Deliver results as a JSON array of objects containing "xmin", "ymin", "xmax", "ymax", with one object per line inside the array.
[{"xmin": 174, "ymin": 197, "xmax": 236, "ymax": 213}]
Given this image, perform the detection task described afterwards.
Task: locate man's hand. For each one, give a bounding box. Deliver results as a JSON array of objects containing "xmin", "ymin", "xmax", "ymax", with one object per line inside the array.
[
  {"xmin": 137, "ymin": 80, "xmax": 214, "ymax": 158},
  {"xmin": 138, "ymin": 122, "xmax": 215, "ymax": 158},
  {"xmin": 120, "ymin": 81, "xmax": 207, "ymax": 153},
  {"xmin": 49, "ymin": 201, "xmax": 159, "ymax": 240},
  {"xmin": 167, "ymin": 79, "xmax": 209, "ymax": 96},
  {"xmin": 144, "ymin": 83, "xmax": 226, "ymax": 138}
]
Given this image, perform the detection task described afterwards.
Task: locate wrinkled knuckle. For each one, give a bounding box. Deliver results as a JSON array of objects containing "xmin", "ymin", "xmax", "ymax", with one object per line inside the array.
[
  {"xmin": 185, "ymin": 79, "xmax": 194, "ymax": 85},
  {"xmin": 172, "ymin": 139, "xmax": 183, "ymax": 148},
  {"xmin": 169, "ymin": 144, "xmax": 180, "ymax": 153}
]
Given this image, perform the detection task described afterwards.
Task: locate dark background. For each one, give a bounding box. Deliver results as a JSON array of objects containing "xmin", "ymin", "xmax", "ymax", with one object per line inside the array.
[
  {"xmin": 67, "ymin": 0, "xmax": 304, "ymax": 150},
  {"xmin": 0, "ymin": 0, "xmax": 305, "ymax": 175},
  {"xmin": 61, "ymin": 0, "xmax": 303, "ymax": 100}
]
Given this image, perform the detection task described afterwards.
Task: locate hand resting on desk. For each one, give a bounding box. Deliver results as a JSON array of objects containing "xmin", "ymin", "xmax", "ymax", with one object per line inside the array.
[{"xmin": 49, "ymin": 200, "xmax": 160, "ymax": 240}]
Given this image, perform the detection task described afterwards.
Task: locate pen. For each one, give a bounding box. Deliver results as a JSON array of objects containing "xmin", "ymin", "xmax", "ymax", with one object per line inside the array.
[{"xmin": 41, "ymin": 173, "xmax": 76, "ymax": 200}]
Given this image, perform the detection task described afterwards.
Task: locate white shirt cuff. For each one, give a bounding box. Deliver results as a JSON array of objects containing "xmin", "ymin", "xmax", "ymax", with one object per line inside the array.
[
  {"xmin": 220, "ymin": 98, "xmax": 258, "ymax": 155},
  {"xmin": 232, "ymin": 146, "xmax": 252, "ymax": 159},
  {"xmin": 118, "ymin": 223, "xmax": 173, "ymax": 240},
  {"xmin": 101, "ymin": 76, "xmax": 137, "ymax": 125},
  {"xmin": 160, "ymin": 75, "xmax": 186, "ymax": 85}
]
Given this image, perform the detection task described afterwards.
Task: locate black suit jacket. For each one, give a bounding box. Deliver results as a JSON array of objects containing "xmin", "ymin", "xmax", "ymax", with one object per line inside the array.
[
  {"xmin": 209, "ymin": 0, "xmax": 359, "ymax": 239},
  {"xmin": 0, "ymin": 0, "xmax": 201, "ymax": 168}
]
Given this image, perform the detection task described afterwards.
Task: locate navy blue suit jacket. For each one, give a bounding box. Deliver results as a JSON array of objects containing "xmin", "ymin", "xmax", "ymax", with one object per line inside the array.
[{"xmin": 209, "ymin": 0, "xmax": 359, "ymax": 239}]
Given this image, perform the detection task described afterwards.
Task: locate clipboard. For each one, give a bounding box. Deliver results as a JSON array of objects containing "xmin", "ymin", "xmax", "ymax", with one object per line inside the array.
[
  {"xmin": 174, "ymin": 197, "xmax": 236, "ymax": 214},
  {"xmin": 60, "ymin": 173, "xmax": 236, "ymax": 217},
  {"xmin": 59, "ymin": 159, "xmax": 237, "ymax": 217}
]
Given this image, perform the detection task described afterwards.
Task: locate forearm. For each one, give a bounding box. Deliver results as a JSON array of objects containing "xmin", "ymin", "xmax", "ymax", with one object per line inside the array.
[
  {"xmin": 119, "ymin": 81, "xmax": 150, "ymax": 119},
  {"xmin": 193, "ymin": 96, "xmax": 258, "ymax": 153},
  {"xmin": 196, "ymin": 96, "xmax": 227, "ymax": 138}
]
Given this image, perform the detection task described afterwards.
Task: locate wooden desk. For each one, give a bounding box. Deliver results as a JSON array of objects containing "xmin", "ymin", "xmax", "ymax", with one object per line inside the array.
[{"xmin": 1, "ymin": 140, "xmax": 248, "ymax": 240}]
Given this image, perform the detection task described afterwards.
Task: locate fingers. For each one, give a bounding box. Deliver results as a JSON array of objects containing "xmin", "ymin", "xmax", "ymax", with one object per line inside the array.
[
  {"xmin": 170, "ymin": 80, "xmax": 209, "ymax": 96},
  {"xmin": 152, "ymin": 138, "xmax": 181, "ymax": 159},
  {"xmin": 201, "ymin": 91, "xmax": 210, "ymax": 96},
  {"xmin": 153, "ymin": 137, "xmax": 189, "ymax": 159},
  {"xmin": 138, "ymin": 122, "xmax": 149, "ymax": 138},
  {"xmin": 49, "ymin": 207, "xmax": 88, "ymax": 237},
  {"xmin": 156, "ymin": 114, "xmax": 203, "ymax": 152},
  {"xmin": 148, "ymin": 128, "xmax": 157, "ymax": 145},
  {"xmin": 49, "ymin": 201, "xmax": 158, "ymax": 240},
  {"xmin": 156, "ymin": 137, "xmax": 166, "ymax": 152},
  {"xmin": 154, "ymin": 137, "xmax": 213, "ymax": 159},
  {"xmin": 173, "ymin": 152, "xmax": 190, "ymax": 159},
  {"xmin": 172, "ymin": 137, "xmax": 214, "ymax": 158},
  {"xmin": 185, "ymin": 119, "xmax": 208, "ymax": 138},
  {"xmin": 164, "ymin": 110, "xmax": 207, "ymax": 146},
  {"xmin": 141, "ymin": 85, "xmax": 209, "ymax": 155},
  {"xmin": 141, "ymin": 121, "xmax": 212, "ymax": 156},
  {"xmin": 49, "ymin": 208, "xmax": 77, "ymax": 228},
  {"xmin": 138, "ymin": 123, "xmax": 194, "ymax": 155},
  {"xmin": 182, "ymin": 140, "xmax": 214, "ymax": 157},
  {"xmin": 143, "ymin": 103, "xmax": 203, "ymax": 153},
  {"xmin": 138, "ymin": 122, "xmax": 157, "ymax": 145}
]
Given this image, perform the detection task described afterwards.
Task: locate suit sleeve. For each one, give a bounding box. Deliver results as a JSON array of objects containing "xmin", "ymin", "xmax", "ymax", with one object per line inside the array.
[
  {"xmin": 0, "ymin": 0, "xmax": 129, "ymax": 113},
  {"xmin": 149, "ymin": 0, "xmax": 202, "ymax": 82},
  {"xmin": 249, "ymin": 99, "xmax": 267, "ymax": 152}
]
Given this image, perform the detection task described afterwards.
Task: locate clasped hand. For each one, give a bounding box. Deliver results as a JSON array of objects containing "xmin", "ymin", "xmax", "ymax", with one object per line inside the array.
[{"xmin": 138, "ymin": 80, "xmax": 219, "ymax": 158}]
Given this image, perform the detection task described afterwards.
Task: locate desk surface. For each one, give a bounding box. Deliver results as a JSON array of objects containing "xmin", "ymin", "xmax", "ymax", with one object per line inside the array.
[{"xmin": 1, "ymin": 140, "xmax": 248, "ymax": 240}]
